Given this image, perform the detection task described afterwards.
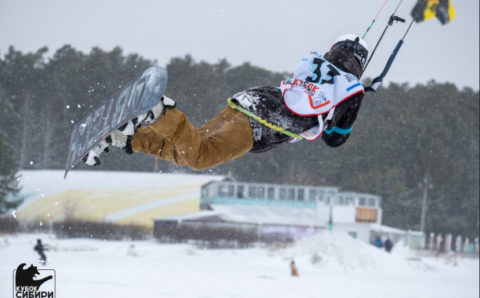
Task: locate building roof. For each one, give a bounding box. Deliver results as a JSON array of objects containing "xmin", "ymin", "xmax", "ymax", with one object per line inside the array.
[
  {"xmin": 195, "ymin": 204, "xmax": 324, "ymax": 227},
  {"xmin": 13, "ymin": 170, "xmax": 223, "ymax": 227},
  {"xmin": 369, "ymin": 223, "xmax": 406, "ymax": 235}
]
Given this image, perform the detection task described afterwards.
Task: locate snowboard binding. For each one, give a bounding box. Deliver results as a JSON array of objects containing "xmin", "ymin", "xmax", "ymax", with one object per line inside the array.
[{"xmin": 82, "ymin": 96, "xmax": 176, "ymax": 166}]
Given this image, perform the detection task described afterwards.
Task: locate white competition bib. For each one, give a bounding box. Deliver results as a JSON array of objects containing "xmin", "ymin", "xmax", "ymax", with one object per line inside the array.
[{"xmin": 281, "ymin": 52, "xmax": 364, "ymax": 141}]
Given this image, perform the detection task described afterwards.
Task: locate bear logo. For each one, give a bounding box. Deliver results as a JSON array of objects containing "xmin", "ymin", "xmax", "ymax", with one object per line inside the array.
[{"xmin": 15, "ymin": 263, "xmax": 53, "ymax": 291}]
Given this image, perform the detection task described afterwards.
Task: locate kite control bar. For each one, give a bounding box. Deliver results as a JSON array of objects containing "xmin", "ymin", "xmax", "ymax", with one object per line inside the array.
[
  {"xmin": 365, "ymin": 18, "xmax": 414, "ymax": 93},
  {"xmin": 389, "ymin": 15, "xmax": 406, "ymax": 25},
  {"xmin": 362, "ymin": 10, "xmax": 406, "ymax": 77},
  {"xmin": 362, "ymin": 0, "xmax": 455, "ymax": 93}
]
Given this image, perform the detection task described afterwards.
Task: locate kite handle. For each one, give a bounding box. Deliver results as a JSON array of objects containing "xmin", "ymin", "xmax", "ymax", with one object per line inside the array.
[{"xmin": 365, "ymin": 40, "xmax": 403, "ymax": 92}]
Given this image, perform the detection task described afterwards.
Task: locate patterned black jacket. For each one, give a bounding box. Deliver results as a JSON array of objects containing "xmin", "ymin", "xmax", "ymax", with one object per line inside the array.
[
  {"xmin": 232, "ymin": 86, "xmax": 364, "ymax": 153},
  {"xmin": 232, "ymin": 47, "xmax": 365, "ymax": 153}
]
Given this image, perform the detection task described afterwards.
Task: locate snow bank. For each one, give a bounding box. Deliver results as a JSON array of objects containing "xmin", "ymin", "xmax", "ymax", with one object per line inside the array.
[{"xmin": 278, "ymin": 230, "xmax": 415, "ymax": 273}]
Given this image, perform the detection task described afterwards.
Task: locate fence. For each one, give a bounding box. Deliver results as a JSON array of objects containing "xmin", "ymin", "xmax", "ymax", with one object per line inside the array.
[
  {"xmin": 426, "ymin": 232, "xmax": 479, "ymax": 256},
  {"xmin": 153, "ymin": 220, "xmax": 299, "ymax": 248}
]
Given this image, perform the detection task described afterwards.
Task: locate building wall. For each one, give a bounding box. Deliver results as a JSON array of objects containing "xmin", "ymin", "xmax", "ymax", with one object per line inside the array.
[
  {"xmin": 332, "ymin": 206, "xmax": 357, "ymax": 223},
  {"xmin": 333, "ymin": 223, "xmax": 373, "ymax": 243},
  {"xmin": 316, "ymin": 204, "xmax": 330, "ymax": 225},
  {"xmin": 15, "ymin": 171, "xmax": 223, "ymax": 228}
]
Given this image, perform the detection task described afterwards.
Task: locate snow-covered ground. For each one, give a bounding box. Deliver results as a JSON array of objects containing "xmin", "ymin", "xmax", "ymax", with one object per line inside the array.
[{"xmin": 1, "ymin": 232, "xmax": 478, "ymax": 298}]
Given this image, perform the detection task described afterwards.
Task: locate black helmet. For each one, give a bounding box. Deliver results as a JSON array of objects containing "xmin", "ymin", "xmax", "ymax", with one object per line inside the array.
[
  {"xmin": 330, "ymin": 34, "xmax": 369, "ymax": 68},
  {"xmin": 325, "ymin": 34, "xmax": 369, "ymax": 78}
]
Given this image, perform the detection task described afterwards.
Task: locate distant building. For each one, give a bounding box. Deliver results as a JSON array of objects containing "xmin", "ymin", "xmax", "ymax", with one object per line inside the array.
[
  {"xmin": 14, "ymin": 170, "xmax": 223, "ymax": 228},
  {"xmin": 154, "ymin": 180, "xmax": 403, "ymax": 245}
]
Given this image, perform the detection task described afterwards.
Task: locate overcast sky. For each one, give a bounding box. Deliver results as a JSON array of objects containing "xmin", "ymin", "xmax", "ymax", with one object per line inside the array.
[{"xmin": 0, "ymin": 0, "xmax": 478, "ymax": 90}]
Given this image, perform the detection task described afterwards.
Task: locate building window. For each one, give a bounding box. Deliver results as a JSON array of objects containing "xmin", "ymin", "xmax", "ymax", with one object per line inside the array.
[
  {"xmin": 288, "ymin": 188, "xmax": 295, "ymax": 200},
  {"xmin": 297, "ymin": 188, "xmax": 305, "ymax": 201},
  {"xmin": 317, "ymin": 195, "xmax": 324, "ymax": 203},
  {"xmin": 248, "ymin": 185, "xmax": 265, "ymax": 199},
  {"xmin": 218, "ymin": 184, "xmax": 234, "ymax": 197},
  {"xmin": 368, "ymin": 198, "xmax": 376, "ymax": 207},
  {"xmin": 237, "ymin": 185, "xmax": 245, "ymax": 198},
  {"xmin": 309, "ymin": 189, "xmax": 317, "ymax": 201},
  {"xmin": 258, "ymin": 186, "xmax": 266, "ymax": 198},
  {"xmin": 348, "ymin": 231, "xmax": 358, "ymax": 239},
  {"xmin": 279, "ymin": 188, "xmax": 295, "ymax": 200},
  {"xmin": 359, "ymin": 197, "xmax": 366, "ymax": 206},
  {"xmin": 345, "ymin": 197, "xmax": 354, "ymax": 205},
  {"xmin": 356, "ymin": 208, "xmax": 378, "ymax": 223},
  {"xmin": 267, "ymin": 187, "xmax": 275, "ymax": 200}
]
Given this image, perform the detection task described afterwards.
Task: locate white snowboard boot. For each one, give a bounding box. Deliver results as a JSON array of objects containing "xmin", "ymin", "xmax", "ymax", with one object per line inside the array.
[{"xmin": 83, "ymin": 96, "xmax": 176, "ymax": 166}]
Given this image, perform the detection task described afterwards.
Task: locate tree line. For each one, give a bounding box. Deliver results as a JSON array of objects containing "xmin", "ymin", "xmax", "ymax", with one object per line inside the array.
[{"xmin": 0, "ymin": 45, "xmax": 478, "ymax": 237}]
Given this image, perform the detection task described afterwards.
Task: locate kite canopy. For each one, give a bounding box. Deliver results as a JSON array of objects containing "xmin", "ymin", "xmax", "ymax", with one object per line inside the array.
[{"xmin": 411, "ymin": 0, "xmax": 456, "ymax": 25}]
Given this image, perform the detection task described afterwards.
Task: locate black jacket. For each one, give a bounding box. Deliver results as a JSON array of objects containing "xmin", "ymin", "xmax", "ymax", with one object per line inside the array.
[
  {"xmin": 321, "ymin": 91, "xmax": 363, "ymax": 147},
  {"xmin": 232, "ymin": 86, "xmax": 364, "ymax": 153}
]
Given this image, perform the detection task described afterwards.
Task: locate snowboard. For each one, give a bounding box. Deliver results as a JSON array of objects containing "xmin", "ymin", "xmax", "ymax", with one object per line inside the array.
[{"xmin": 64, "ymin": 66, "xmax": 168, "ymax": 178}]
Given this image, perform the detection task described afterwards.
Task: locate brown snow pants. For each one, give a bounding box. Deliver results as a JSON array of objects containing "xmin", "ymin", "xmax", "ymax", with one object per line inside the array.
[{"xmin": 131, "ymin": 107, "xmax": 254, "ymax": 171}]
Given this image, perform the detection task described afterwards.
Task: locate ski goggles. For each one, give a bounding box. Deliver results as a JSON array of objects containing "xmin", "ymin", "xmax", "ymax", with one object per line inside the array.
[{"xmin": 331, "ymin": 40, "xmax": 368, "ymax": 67}]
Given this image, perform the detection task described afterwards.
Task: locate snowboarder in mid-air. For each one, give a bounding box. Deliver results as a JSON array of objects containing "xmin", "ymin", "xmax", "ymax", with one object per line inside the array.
[{"xmin": 84, "ymin": 34, "xmax": 368, "ymax": 171}]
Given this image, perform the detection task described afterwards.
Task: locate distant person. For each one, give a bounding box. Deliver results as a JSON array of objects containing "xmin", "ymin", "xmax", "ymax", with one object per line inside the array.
[
  {"xmin": 384, "ymin": 238, "xmax": 394, "ymax": 253},
  {"xmin": 290, "ymin": 261, "xmax": 299, "ymax": 277},
  {"xmin": 374, "ymin": 236, "xmax": 383, "ymax": 248},
  {"xmin": 127, "ymin": 244, "xmax": 138, "ymax": 257},
  {"xmin": 0, "ymin": 234, "xmax": 9, "ymax": 248},
  {"xmin": 34, "ymin": 239, "xmax": 47, "ymax": 265}
]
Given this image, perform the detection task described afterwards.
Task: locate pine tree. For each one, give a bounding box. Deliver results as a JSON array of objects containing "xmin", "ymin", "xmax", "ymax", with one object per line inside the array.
[{"xmin": 0, "ymin": 87, "xmax": 21, "ymax": 214}]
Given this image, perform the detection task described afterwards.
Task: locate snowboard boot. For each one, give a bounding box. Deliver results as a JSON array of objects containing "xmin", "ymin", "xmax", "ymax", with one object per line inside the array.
[
  {"xmin": 82, "ymin": 96, "xmax": 176, "ymax": 166},
  {"xmin": 82, "ymin": 139, "xmax": 109, "ymax": 166},
  {"xmin": 119, "ymin": 95, "xmax": 176, "ymax": 135}
]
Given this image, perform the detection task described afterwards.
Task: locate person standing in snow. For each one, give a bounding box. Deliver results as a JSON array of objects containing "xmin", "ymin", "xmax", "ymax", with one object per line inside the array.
[
  {"xmin": 384, "ymin": 238, "xmax": 394, "ymax": 253},
  {"xmin": 374, "ymin": 236, "xmax": 383, "ymax": 248},
  {"xmin": 34, "ymin": 239, "xmax": 48, "ymax": 265},
  {"xmin": 85, "ymin": 35, "xmax": 369, "ymax": 171},
  {"xmin": 127, "ymin": 244, "xmax": 138, "ymax": 257},
  {"xmin": 290, "ymin": 260, "xmax": 299, "ymax": 277}
]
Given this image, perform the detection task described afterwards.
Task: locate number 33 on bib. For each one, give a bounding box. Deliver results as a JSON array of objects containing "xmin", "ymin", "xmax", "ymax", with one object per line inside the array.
[{"xmin": 280, "ymin": 51, "xmax": 364, "ymax": 117}]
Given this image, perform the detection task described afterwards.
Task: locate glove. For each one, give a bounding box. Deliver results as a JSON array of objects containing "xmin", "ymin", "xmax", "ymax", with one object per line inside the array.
[{"xmin": 365, "ymin": 76, "xmax": 383, "ymax": 93}]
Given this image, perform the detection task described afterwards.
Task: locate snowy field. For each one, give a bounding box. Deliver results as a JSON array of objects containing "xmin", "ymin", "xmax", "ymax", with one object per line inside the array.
[{"xmin": 1, "ymin": 232, "xmax": 478, "ymax": 298}]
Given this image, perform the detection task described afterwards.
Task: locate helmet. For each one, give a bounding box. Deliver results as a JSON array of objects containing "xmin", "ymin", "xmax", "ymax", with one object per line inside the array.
[{"xmin": 330, "ymin": 34, "xmax": 369, "ymax": 68}]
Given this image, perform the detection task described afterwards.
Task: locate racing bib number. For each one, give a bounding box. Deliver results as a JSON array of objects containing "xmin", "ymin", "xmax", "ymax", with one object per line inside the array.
[{"xmin": 306, "ymin": 57, "xmax": 341, "ymax": 85}]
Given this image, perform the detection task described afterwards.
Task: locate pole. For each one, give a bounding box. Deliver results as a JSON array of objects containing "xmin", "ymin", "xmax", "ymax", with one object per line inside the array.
[
  {"xmin": 420, "ymin": 176, "xmax": 428, "ymax": 232},
  {"xmin": 328, "ymin": 203, "xmax": 333, "ymax": 231}
]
